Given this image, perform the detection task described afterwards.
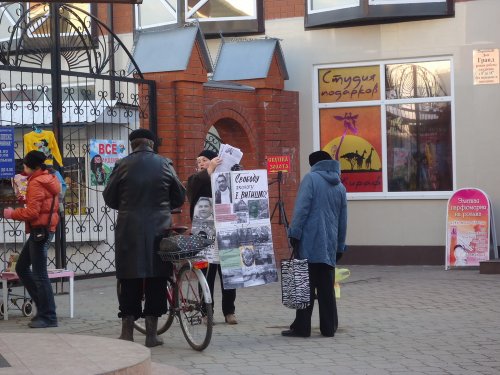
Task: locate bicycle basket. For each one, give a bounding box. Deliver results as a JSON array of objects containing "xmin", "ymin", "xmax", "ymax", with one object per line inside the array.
[
  {"xmin": 158, "ymin": 249, "xmax": 202, "ymax": 262},
  {"xmin": 158, "ymin": 234, "xmax": 214, "ymax": 262}
]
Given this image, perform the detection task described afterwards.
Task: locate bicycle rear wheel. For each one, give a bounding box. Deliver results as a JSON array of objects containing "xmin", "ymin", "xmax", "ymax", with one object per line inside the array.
[
  {"xmin": 116, "ymin": 279, "xmax": 175, "ymax": 335},
  {"xmin": 177, "ymin": 264, "xmax": 213, "ymax": 351}
]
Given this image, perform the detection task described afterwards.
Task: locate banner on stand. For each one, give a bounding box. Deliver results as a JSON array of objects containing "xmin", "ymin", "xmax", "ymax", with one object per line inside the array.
[{"xmin": 445, "ymin": 188, "xmax": 493, "ymax": 269}]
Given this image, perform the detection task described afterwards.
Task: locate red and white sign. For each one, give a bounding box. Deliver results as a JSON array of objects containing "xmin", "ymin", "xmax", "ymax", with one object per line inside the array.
[{"xmin": 266, "ymin": 155, "xmax": 291, "ymax": 174}]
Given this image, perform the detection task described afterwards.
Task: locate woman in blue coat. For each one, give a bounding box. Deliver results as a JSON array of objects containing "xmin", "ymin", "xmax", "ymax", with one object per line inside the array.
[{"xmin": 283, "ymin": 151, "xmax": 347, "ymax": 338}]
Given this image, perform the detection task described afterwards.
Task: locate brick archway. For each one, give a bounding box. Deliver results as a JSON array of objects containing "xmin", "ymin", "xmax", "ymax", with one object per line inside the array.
[{"xmin": 204, "ymin": 101, "xmax": 258, "ymax": 169}]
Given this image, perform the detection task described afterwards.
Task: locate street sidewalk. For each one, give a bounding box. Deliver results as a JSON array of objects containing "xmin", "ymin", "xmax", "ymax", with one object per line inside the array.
[{"xmin": 1, "ymin": 265, "xmax": 500, "ymax": 375}]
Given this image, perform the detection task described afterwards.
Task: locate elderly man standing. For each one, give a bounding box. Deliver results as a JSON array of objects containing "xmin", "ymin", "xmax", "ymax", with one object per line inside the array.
[
  {"xmin": 103, "ymin": 128, "xmax": 185, "ymax": 347},
  {"xmin": 283, "ymin": 150, "xmax": 347, "ymax": 338}
]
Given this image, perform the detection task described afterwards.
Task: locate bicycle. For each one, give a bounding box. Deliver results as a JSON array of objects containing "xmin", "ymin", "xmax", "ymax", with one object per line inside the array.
[{"xmin": 117, "ymin": 226, "xmax": 214, "ymax": 351}]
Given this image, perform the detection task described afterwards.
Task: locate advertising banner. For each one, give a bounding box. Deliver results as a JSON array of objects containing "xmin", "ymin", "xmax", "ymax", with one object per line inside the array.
[
  {"xmin": 212, "ymin": 169, "xmax": 278, "ymax": 289},
  {"xmin": 320, "ymin": 106, "xmax": 382, "ymax": 192},
  {"xmin": 445, "ymin": 188, "xmax": 491, "ymax": 269},
  {"xmin": 89, "ymin": 139, "xmax": 127, "ymax": 187},
  {"xmin": 267, "ymin": 155, "xmax": 291, "ymax": 173},
  {"xmin": 0, "ymin": 128, "xmax": 15, "ymax": 178}
]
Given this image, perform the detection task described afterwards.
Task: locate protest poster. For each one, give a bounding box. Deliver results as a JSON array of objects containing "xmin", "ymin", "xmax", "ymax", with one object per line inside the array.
[
  {"xmin": 215, "ymin": 144, "xmax": 242, "ymax": 173},
  {"xmin": 89, "ymin": 139, "xmax": 126, "ymax": 186},
  {"xmin": 212, "ymin": 169, "xmax": 278, "ymax": 289},
  {"xmin": 191, "ymin": 197, "xmax": 218, "ymax": 263}
]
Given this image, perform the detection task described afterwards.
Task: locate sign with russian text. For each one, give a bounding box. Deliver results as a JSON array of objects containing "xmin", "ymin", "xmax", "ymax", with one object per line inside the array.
[
  {"xmin": 445, "ymin": 188, "xmax": 490, "ymax": 269},
  {"xmin": 318, "ymin": 65, "xmax": 380, "ymax": 103},
  {"xmin": 266, "ymin": 155, "xmax": 290, "ymax": 173},
  {"xmin": 212, "ymin": 169, "xmax": 278, "ymax": 289},
  {"xmin": 473, "ymin": 49, "xmax": 499, "ymax": 85},
  {"xmin": 0, "ymin": 128, "xmax": 15, "ymax": 178},
  {"xmin": 89, "ymin": 139, "xmax": 127, "ymax": 187}
]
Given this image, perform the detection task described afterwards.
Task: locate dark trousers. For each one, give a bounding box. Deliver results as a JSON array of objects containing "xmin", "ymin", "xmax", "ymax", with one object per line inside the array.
[
  {"xmin": 16, "ymin": 233, "xmax": 57, "ymax": 323},
  {"xmin": 118, "ymin": 277, "xmax": 168, "ymax": 319},
  {"xmin": 203, "ymin": 263, "xmax": 236, "ymax": 316},
  {"xmin": 290, "ymin": 263, "xmax": 337, "ymax": 337}
]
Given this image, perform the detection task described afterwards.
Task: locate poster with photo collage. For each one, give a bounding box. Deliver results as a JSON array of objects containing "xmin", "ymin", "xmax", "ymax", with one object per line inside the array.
[{"xmin": 212, "ymin": 169, "xmax": 278, "ymax": 289}]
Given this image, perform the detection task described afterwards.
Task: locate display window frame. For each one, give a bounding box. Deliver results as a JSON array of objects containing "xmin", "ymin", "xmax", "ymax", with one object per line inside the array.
[
  {"xmin": 312, "ymin": 56, "xmax": 456, "ymax": 200},
  {"xmin": 135, "ymin": 0, "xmax": 264, "ymax": 37},
  {"xmin": 305, "ymin": 0, "xmax": 454, "ymax": 29}
]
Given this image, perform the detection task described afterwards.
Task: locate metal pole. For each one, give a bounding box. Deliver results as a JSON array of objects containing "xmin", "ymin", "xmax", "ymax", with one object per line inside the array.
[
  {"xmin": 107, "ymin": 3, "xmax": 116, "ymax": 98},
  {"xmin": 50, "ymin": 3, "xmax": 66, "ymax": 269}
]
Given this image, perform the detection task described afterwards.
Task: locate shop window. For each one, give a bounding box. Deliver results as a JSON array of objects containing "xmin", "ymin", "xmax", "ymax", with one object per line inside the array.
[
  {"xmin": 136, "ymin": 0, "xmax": 263, "ymax": 36},
  {"xmin": 305, "ymin": 0, "xmax": 454, "ymax": 28},
  {"xmin": 314, "ymin": 58, "xmax": 454, "ymax": 199}
]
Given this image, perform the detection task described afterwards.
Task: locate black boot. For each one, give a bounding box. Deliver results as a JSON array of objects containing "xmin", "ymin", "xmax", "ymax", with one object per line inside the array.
[
  {"xmin": 118, "ymin": 315, "xmax": 134, "ymax": 342},
  {"xmin": 145, "ymin": 316, "xmax": 163, "ymax": 348}
]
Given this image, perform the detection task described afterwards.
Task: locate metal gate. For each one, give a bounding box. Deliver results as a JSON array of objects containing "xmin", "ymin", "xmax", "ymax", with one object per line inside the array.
[{"xmin": 0, "ymin": 3, "xmax": 156, "ymax": 275}]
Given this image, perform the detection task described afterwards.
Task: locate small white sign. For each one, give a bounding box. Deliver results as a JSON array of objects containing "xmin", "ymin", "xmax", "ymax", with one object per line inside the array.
[{"xmin": 473, "ymin": 49, "xmax": 500, "ymax": 85}]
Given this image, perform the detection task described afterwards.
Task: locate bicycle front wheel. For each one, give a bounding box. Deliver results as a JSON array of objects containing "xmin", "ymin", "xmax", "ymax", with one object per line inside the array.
[{"xmin": 177, "ymin": 264, "xmax": 213, "ymax": 351}]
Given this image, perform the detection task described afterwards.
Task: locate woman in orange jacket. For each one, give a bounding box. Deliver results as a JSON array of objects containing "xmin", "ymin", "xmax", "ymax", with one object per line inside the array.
[{"xmin": 3, "ymin": 150, "xmax": 61, "ymax": 328}]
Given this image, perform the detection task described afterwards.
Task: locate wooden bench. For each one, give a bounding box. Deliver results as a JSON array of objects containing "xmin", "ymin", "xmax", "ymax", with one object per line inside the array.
[{"xmin": 0, "ymin": 269, "xmax": 74, "ymax": 320}]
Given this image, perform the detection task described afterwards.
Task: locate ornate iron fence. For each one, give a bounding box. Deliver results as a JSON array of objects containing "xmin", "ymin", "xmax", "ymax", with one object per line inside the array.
[{"xmin": 0, "ymin": 3, "xmax": 157, "ymax": 276}]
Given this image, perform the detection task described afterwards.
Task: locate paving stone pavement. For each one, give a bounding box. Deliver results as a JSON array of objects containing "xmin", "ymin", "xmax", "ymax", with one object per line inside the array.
[{"xmin": 1, "ymin": 265, "xmax": 500, "ymax": 375}]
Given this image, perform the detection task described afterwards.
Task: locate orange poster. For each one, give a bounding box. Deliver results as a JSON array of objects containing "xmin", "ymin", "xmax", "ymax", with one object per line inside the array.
[{"xmin": 320, "ymin": 106, "xmax": 382, "ymax": 193}]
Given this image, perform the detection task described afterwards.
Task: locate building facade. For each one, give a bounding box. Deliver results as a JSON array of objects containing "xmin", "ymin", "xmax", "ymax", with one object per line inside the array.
[{"xmin": 2, "ymin": 0, "xmax": 498, "ymax": 267}]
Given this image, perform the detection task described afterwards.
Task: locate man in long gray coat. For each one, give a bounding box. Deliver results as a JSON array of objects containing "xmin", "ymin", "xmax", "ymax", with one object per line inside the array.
[
  {"xmin": 283, "ymin": 150, "xmax": 347, "ymax": 338},
  {"xmin": 103, "ymin": 128, "xmax": 185, "ymax": 347}
]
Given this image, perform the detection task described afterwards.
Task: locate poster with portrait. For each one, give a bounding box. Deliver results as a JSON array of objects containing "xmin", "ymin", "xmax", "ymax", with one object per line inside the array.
[
  {"xmin": 191, "ymin": 197, "xmax": 218, "ymax": 263},
  {"xmin": 212, "ymin": 170, "xmax": 278, "ymax": 289},
  {"xmin": 89, "ymin": 139, "xmax": 127, "ymax": 187}
]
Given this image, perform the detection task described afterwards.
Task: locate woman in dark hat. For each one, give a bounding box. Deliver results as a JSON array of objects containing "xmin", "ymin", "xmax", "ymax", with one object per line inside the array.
[
  {"xmin": 186, "ymin": 149, "xmax": 238, "ymax": 325},
  {"xmin": 3, "ymin": 150, "xmax": 61, "ymax": 328},
  {"xmin": 283, "ymin": 150, "xmax": 348, "ymax": 338}
]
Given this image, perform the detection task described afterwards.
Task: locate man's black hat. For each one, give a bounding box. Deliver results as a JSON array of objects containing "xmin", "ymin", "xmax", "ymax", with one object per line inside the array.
[{"xmin": 129, "ymin": 128, "xmax": 156, "ymax": 143}]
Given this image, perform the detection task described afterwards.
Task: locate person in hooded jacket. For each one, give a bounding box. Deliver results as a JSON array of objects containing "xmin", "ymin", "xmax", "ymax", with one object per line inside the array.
[
  {"xmin": 103, "ymin": 128, "xmax": 186, "ymax": 347},
  {"xmin": 283, "ymin": 150, "xmax": 347, "ymax": 338},
  {"xmin": 3, "ymin": 150, "xmax": 61, "ymax": 328}
]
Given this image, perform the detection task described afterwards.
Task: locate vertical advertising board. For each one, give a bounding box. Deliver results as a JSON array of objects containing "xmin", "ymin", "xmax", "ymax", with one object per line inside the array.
[
  {"xmin": 0, "ymin": 128, "xmax": 15, "ymax": 178},
  {"xmin": 445, "ymin": 188, "xmax": 491, "ymax": 269}
]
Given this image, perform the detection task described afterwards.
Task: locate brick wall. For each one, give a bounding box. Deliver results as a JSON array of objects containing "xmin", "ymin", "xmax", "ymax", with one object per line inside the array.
[
  {"xmin": 265, "ymin": 0, "xmax": 304, "ymax": 20},
  {"xmin": 145, "ymin": 41, "xmax": 300, "ymax": 261}
]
